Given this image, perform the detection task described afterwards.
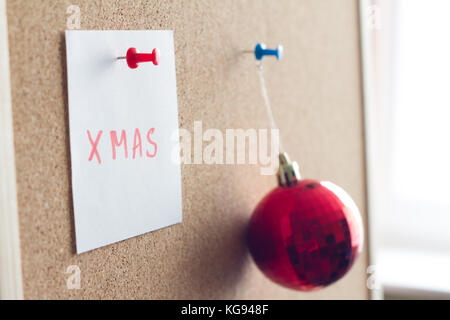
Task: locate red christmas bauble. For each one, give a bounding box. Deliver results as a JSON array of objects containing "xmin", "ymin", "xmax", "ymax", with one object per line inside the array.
[{"xmin": 247, "ymin": 179, "xmax": 363, "ymax": 291}]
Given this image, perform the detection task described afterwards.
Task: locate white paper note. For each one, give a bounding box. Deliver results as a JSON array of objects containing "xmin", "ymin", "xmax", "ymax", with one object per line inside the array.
[{"xmin": 65, "ymin": 30, "xmax": 182, "ymax": 253}]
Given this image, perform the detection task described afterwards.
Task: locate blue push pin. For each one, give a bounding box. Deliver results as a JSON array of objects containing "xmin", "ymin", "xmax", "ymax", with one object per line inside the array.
[{"xmin": 254, "ymin": 43, "xmax": 283, "ymax": 60}]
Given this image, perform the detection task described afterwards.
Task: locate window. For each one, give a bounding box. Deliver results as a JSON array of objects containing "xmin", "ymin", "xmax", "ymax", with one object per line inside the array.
[{"xmin": 361, "ymin": 0, "xmax": 450, "ymax": 299}]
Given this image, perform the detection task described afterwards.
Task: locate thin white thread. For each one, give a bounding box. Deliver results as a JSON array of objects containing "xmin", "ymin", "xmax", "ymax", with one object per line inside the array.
[{"xmin": 256, "ymin": 61, "xmax": 284, "ymax": 153}]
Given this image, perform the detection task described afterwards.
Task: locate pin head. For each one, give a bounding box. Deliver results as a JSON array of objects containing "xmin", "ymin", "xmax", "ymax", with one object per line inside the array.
[
  {"xmin": 254, "ymin": 43, "xmax": 283, "ymax": 61},
  {"xmin": 125, "ymin": 47, "xmax": 160, "ymax": 69},
  {"xmin": 152, "ymin": 48, "xmax": 161, "ymax": 65}
]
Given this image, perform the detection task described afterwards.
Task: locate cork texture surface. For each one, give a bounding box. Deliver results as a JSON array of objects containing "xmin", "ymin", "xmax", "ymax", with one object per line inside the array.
[{"xmin": 7, "ymin": 0, "xmax": 369, "ymax": 299}]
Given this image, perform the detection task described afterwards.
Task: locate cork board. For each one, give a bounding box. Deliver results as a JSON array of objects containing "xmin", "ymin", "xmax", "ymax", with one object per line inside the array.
[{"xmin": 6, "ymin": 0, "xmax": 369, "ymax": 299}]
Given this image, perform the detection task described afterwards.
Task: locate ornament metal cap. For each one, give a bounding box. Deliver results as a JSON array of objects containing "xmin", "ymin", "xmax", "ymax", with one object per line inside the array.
[{"xmin": 277, "ymin": 152, "xmax": 301, "ymax": 187}]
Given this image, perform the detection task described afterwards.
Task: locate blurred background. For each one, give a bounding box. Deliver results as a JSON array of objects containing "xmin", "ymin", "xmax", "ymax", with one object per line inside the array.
[{"xmin": 361, "ymin": 0, "xmax": 450, "ymax": 299}]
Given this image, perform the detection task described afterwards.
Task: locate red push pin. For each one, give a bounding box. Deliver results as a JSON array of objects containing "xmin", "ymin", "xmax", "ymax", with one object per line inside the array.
[{"xmin": 117, "ymin": 47, "xmax": 160, "ymax": 69}]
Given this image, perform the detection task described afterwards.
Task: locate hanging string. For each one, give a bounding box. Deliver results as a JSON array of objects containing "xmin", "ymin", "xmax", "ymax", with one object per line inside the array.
[{"xmin": 256, "ymin": 61, "xmax": 284, "ymax": 153}]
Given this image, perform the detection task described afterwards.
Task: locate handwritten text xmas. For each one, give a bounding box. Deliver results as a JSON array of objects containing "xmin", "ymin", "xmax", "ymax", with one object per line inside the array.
[{"xmin": 87, "ymin": 128, "xmax": 157, "ymax": 164}]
